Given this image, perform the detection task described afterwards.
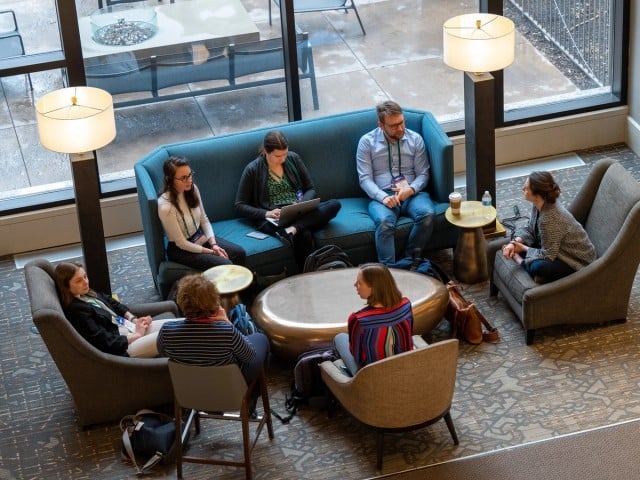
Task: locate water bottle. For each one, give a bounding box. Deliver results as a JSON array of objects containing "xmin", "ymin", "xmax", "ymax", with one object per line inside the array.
[{"xmin": 482, "ymin": 191, "xmax": 492, "ymax": 218}]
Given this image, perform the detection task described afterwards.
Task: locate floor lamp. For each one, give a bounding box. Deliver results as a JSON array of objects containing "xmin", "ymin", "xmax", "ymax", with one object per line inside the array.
[
  {"xmin": 442, "ymin": 14, "xmax": 515, "ymax": 212},
  {"xmin": 36, "ymin": 86, "xmax": 116, "ymax": 294}
]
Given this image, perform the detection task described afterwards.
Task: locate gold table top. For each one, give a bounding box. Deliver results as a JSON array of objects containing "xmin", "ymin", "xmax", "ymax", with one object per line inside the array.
[
  {"xmin": 253, "ymin": 268, "xmax": 449, "ymax": 360},
  {"xmin": 445, "ymin": 200, "xmax": 496, "ymax": 229}
]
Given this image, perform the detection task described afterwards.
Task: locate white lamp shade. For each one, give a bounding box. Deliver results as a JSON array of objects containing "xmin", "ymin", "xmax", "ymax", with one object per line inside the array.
[
  {"xmin": 443, "ymin": 13, "xmax": 515, "ymax": 73},
  {"xmin": 36, "ymin": 86, "xmax": 116, "ymax": 154}
]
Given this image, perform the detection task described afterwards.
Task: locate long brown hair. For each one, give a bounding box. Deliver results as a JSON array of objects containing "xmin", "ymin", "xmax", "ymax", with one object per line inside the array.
[
  {"xmin": 54, "ymin": 261, "xmax": 94, "ymax": 306},
  {"xmin": 161, "ymin": 156, "xmax": 200, "ymax": 211},
  {"xmin": 176, "ymin": 274, "xmax": 221, "ymax": 320},
  {"xmin": 359, "ymin": 263, "xmax": 402, "ymax": 308}
]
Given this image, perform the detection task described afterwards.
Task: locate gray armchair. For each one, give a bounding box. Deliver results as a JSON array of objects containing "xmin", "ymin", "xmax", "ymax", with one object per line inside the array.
[
  {"xmin": 489, "ymin": 159, "xmax": 640, "ymax": 344},
  {"xmin": 320, "ymin": 338, "xmax": 459, "ymax": 469},
  {"xmin": 24, "ymin": 259, "xmax": 178, "ymax": 427}
]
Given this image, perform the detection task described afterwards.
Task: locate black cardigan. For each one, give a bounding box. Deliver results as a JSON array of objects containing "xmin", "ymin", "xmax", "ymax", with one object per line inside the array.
[
  {"xmin": 234, "ymin": 152, "xmax": 318, "ymax": 221},
  {"xmin": 64, "ymin": 292, "xmax": 130, "ymax": 356}
]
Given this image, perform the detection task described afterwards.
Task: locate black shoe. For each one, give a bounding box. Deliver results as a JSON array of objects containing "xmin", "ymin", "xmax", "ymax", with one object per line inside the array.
[{"xmin": 275, "ymin": 228, "xmax": 294, "ymax": 246}]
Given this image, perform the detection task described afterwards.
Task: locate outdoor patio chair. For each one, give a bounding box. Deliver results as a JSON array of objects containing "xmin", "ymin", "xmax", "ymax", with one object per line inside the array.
[
  {"xmin": 0, "ymin": 10, "xmax": 32, "ymax": 90},
  {"xmin": 268, "ymin": 0, "xmax": 365, "ymax": 35}
]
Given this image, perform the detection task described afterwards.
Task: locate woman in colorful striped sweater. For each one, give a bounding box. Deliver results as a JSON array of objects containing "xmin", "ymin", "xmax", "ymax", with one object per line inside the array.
[{"xmin": 334, "ymin": 263, "xmax": 414, "ymax": 376}]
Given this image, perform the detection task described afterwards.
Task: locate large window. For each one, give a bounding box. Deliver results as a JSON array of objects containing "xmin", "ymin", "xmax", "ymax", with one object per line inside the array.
[{"xmin": 0, "ymin": 0, "xmax": 627, "ymax": 213}]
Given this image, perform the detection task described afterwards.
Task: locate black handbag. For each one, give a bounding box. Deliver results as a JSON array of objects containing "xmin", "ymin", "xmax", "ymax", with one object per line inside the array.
[{"xmin": 120, "ymin": 409, "xmax": 177, "ymax": 474}]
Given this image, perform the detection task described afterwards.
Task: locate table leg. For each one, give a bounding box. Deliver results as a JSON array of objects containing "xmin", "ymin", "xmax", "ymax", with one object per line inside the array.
[
  {"xmin": 221, "ymin": 293, "xmax": 242, "ymax": 312},
  {"xmin": 453, "ymin": 227, "xmax": 488, "ymax": 283}
]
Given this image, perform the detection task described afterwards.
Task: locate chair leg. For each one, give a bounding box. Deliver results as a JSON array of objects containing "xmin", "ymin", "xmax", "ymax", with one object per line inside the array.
[
  {"xmin": 443, "ymin": 411, "xmax": 459, "ymax": 445},
  {"xmin": 26, "ymin": 73, "xmax": 33, "ymax": 91},
  {"xmin": 526, "ymin": 329, "xmax": 535, "ymax": 345},
  {"xmin": 376, "ymin": 431, "xmax": 384, "ymax": 470},
  {"xmin": 349, "ymin": 1, "xmax": 366, "ymax": 35},
  {"xmin": 259, "ymin": 372, "xmax": 275, "ymax": 439},
  {"xmin": 241, "ymin": 401, "xmax": 253, "ymax": 480},
  {"xmin": 174, "ymin": 399, "xmax": 184, "ymax": 480}
]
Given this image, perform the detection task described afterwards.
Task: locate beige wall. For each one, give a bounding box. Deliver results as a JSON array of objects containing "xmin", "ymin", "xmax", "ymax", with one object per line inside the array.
[{"xmin": 627, "ymin": 0, "xmax": 640, "ymax": 153}]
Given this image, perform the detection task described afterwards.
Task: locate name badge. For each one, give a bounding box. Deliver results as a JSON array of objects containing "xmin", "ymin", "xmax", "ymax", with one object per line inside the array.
[{"xmin": 392, "ymin": 175, "xmax": 409, "ymax": 189}]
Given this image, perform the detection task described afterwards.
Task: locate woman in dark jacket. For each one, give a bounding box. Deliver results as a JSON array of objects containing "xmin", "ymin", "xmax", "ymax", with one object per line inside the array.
[
  {"xmin": 54, "ymin": 262, "xmax": 172, "ymax": 357},
  {"xmin": 235, "ymin": 130, "xmax": 341, "ymax": 268}
]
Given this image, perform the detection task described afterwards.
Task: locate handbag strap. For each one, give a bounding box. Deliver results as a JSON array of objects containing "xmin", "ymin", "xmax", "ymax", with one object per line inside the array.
[
  {"xmin": 120, "ymin": 409, "xmax": 173, "ymax": 475},
  {"xmin": 480, "ymin": 315, "xmax": 500, "ymax": 342},
  {"xmin": 121, "ymin": 426, "xmax": 143, "ymax": 475}
]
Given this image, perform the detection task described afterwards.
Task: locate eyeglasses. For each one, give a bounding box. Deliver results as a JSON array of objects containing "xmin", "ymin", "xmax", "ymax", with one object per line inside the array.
[
  {"xmin": 384, "ymin": 119, "xmax": 405, "ymax": 130},
  {"xmin": 175, "ymin": 171, "xmax": 194, "ymax": 183}
]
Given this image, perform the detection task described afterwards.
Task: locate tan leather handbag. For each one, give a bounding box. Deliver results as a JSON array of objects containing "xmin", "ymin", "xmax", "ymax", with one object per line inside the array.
[{"xmin": 445, "ymin": 281, "xmax": 499, "ymax": 344}]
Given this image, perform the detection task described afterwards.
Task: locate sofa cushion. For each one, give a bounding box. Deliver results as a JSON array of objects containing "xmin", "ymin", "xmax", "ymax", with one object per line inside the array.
[{"xmin": 213, "ymin": 218, "xmax": 298, "ymax": 275}]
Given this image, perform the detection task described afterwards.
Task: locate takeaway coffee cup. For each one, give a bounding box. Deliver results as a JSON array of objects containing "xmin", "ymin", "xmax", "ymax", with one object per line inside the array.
[{"xmin": 449, "ymin": 192, "xmax": 462, "ymax": 215}]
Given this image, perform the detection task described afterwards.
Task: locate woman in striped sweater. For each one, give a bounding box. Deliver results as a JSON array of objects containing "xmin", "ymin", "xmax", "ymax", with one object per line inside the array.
[
  {"xmin": 334, "ymin": 263, "xmax": 414, "ymax": 376},
  {"xmin": 501, "ymin": 170, "xmax": 596, "ymax": 283},
  {"xmin": 157, "ymin": 274, "xmax": 269, "ymax": 384}
]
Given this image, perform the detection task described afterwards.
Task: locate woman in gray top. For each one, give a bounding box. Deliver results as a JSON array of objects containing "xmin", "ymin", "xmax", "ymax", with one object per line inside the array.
[{"xmin": 501, "ymin": 171, "xmax": 596, "ymax": 283}]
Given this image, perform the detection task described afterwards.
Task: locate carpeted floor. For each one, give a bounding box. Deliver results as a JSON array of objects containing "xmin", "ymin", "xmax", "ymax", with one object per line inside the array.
[
  {"xmin": 376, "ymin": 418, "xmax": 640, "ymax": 480},
  {"xmin": 1, "ymin": 143, "xmax": 640, "ymax": 479}
]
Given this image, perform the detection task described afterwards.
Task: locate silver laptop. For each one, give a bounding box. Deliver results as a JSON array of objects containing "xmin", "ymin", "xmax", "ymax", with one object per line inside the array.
[{"xmin": 266, "ymin": 198, "xmax": 321, "ymax": 227}]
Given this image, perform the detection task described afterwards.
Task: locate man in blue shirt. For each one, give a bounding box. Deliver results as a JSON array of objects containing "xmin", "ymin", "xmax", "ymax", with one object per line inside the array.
[{"xmin": 357, "ymin": 100, "xmax": 435, "ymax": 265}]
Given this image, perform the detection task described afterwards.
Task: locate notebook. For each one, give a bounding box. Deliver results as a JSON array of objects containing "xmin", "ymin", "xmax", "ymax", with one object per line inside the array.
[{"xmin": 266, "ymin": 198, "xmax": 321, "ymax": 227}]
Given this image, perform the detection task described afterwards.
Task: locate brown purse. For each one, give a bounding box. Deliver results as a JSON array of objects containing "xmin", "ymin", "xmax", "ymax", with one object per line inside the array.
[{"xmin": 445, "ymin": 281, "xmax": 499, "ymax": 344}]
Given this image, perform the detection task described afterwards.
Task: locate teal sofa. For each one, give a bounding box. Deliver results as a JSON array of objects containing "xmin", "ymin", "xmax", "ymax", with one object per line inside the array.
[{"xmin": 135, "ymin": 108, "xmax": 456, "ymax": 298}]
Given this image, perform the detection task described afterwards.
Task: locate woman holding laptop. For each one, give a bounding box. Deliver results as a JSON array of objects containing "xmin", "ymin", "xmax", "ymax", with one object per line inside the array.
[{"xmin": 235, "ymin": 130, "xmax": 341, "ymax": 268}]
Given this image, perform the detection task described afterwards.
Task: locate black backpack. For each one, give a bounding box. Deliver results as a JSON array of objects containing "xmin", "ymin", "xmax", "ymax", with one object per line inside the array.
[
  {"xmin": 303, "ymin": 245, "xmax": 353, "ymax": 273},
  {"xmin": 274, "ymin": 348, "xmax": 337, "ymax": 424}
]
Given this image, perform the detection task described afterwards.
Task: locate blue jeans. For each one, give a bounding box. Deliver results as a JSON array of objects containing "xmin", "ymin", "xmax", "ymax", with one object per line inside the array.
[
  {"xmin": 334, "ymin": 333, "xmax": 358, "ymax": 377},
  {"xmin": 368, "ymin": 192, "xmax": 435, "ymax": 265},
  {"xmin": 522, "ymin": 258, "xmax": 575, "ymax": 283}
]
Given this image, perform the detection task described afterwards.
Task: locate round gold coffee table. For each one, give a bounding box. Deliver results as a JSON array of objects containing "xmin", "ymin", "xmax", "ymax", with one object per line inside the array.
[
  {"xmin": 253, "ymin": 268, "xmax": 449, "ymax": 360},
  {"xmin": 203, "ymin": 264, "xmax": 253, "ymax": 311},
  {"xmin": 445, "ymin": 200, "xmax": 497, "ymax": 284}
]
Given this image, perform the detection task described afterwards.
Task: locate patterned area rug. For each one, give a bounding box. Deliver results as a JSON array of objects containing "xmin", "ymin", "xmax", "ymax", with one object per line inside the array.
[{"xmin": 1, "ymin": 144, "xmax": 639, "ymax": 480}]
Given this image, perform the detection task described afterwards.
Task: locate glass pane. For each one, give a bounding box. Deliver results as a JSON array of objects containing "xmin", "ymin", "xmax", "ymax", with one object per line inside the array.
[
  {"xmin": 265, "ymin": 0, "xmax": 480, "ymax": 121},
  {"xmin": 0, "ymin": 67, "xmax": 69, "ymax": 202},
  {"xmin": 503, "ymin": 0, "xmax": 614, "ymax": 115},
  {"xmin": 0, "ymin": 0, "xmax": 61, "ymax": 54},
  {"xmin": 77, "ymin": 0, "xmax": 289, "ymax": 178}
]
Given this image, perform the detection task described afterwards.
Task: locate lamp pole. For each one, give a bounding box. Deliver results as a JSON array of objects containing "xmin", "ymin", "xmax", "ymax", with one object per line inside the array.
[
  {"xmin": 464, "ymin": 71, "xmax": 496, "ymax": 205},
  {"xmin": 70, "ymin": 152, "xmax": 111, "ymax": 295}
]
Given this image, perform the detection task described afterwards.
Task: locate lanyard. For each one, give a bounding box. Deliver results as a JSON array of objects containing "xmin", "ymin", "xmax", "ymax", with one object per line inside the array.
[
  {"xmin": 179, "ymin": 209, "xmax": 198, "ymax": 235},
  {"xmin": 387, "ymin": 141, "xmax": 402, "ymax": 176}
]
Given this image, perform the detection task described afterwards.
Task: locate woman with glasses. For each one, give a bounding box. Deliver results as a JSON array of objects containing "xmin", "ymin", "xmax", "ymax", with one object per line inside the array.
[{"xmin": 158, "ymin": 156, "xmax": 246, "ymax": 272}]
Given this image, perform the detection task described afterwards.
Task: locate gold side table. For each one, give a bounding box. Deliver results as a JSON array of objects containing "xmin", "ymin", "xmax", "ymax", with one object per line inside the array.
[{"xmin": 445, "ymin": 200, "xmax": 497, "ymax": 284}]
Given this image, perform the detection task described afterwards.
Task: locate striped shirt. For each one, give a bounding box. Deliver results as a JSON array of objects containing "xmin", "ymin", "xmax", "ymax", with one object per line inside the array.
[
  {"xmin": 348, "ymin": 297, "xmax": 414, "ymax": 368},
  {"xmin": 517, "ymin": 202, "xmax": 596, "ymax": 270},
  {"xmin": 157, "ymin": 319, "xmax": 256, "ymax": 369}
]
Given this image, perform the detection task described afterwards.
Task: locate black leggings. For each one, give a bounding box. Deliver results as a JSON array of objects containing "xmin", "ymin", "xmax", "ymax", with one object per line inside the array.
[
  {"xmin": 259, "ymin": 199, "xmax": 341, "ymax": 268},
  {"xmin": 167, "ymin": 237, "xmax": 247, "ymax": 271}
]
